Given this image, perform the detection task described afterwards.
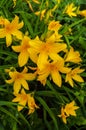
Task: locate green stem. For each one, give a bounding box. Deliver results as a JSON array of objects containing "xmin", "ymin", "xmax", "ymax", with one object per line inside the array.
[
  {"xmin": 69, "ymin": 17, "xmax": 86, "ymax": 28},
  {"xmin": 64, "ymin": 35, "xmax": 70, "ymax": 50}
]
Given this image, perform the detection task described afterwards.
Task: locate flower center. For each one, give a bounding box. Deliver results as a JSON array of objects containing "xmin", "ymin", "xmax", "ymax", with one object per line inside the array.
[{"xmin": 5, "ymin": 24, "xmax": 13, "ymax": 33}]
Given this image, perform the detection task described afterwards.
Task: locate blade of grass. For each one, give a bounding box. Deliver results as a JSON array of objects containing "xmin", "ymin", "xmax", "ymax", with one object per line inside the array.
[
  {"xmin": 46, "ymin": 80, "xmax": 65, "ymax": 103},
  {"xmin": 36, "ymin": 96, "xmax": 59, "ymax": 130},
  {"xmin": 0, "ymin": 106, "xmax": 20, "ymax": 124},
  {"xmin": 36, "ymin": 90, "xmax": 54, "ymax": 97},
  {"xmin": 43, "ymin": 108, "xmax": 52, "ymax": 130},
  {"xmin": 20, "ymin": 12, "xmax": 34, "ymax": 37},
  {"xmin": 19, "ymin": 112, "xmax": 31, "ymax": 129}
]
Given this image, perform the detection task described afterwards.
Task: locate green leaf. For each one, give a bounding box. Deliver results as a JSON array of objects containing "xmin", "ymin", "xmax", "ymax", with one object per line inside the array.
[
  {"xmin": 76, "ymin": 116, "xmax": 86, "ymax": 126},
  {"xmin": 46, "ymin": 80, "xmax": 65, "ymax": 103},
  {"xmin": 20, "ymin": 12, "xmax": 34, "ymax": 37},
  {"xmin": 36, "ymin": 96, "xmax": 59, "ymax": 130},
  {"xmin": 19, "ymin": 112, "xmax": 31, "ymax": 129},
  {"xmin": 0, "ymin": 106, "xmax": 20, "ymax": 124}
]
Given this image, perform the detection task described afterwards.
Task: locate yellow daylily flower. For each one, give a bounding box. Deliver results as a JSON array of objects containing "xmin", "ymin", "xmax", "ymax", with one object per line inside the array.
[
  {"xmin": 48, "ymin": 20, "xmax": 62, "ymax": 32},
  {"xmin": 12, "ymin": 88, "xmax": 28, "ymax": 111},
  {"xmin": 58, "ymin": 107, "xmax": 67, "ymax": 124},
  {"xmin": 58, "ymin": 100, "xmax": 79, "ymax": 124},
  {"xmin": 12, "ymin": 88, "xmax": 39, "ymax": 113},
  {"xmin": 64, "ymin": 101, "xmax": 79, "ymax": 116},
  {"xmin": 64, "ymin": 3, "xmax": 77, "ymax": 17},
  {"xmin": 65, "ymin": 67, "xmax": 84, "ymax": 87},
  {"xmin": 38, "ymin": 60, "xmax": 71, "ymax": 87},
  {"xmin": 12, "ymin": 36, "xmax": 31, "ymax": 67},
  {"xmin": 27, "ymin": 94, "xmax": 39, "ymax": 115},
  {"xmin": 29, "ymin": 36, "xmax": 67, "ymax": 69},
  {"xmin": 78, "ymin": 10, "xmax": 86, "ymax": 17},
  {"xmin": 0, "ymin": 15, "xmax": 23, "ymax": 47},
  {"xmin": 5, "ymin": 67, "xmax": 36, "ymax": 94},
  {"xmin": 65, "ymin": 47, "xmax": 82, "ymax": 63}
]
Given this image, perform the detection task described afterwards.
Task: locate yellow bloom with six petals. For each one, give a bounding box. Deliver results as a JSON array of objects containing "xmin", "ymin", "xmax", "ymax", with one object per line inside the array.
[
  {"xmin": 29, "ymin": 36, "xmax": 67, "ymax": 69},
  {"xmin": 65, "ymin": 67, "xmax": 84, "ymax": 87},
  {"xmin": 5, "ymin": 67, "xmax": 36, "ymax": 94},
  {"xmin": 0, "ymin": 15, "xmax": 23, "ymax": 47},
  {"xmin": 64, "ymin": 3, "xmax": 77, "ymax": 17},
  {"xmin": 38, "ymin": 60, "xmax": 71, "ymax": 87},
  {"xmin": 65, "ymin": 47, "xmax": 82, "ymax": 63},
  {"xmin": 12, "ymin": 88, "xmax": 39, "ymax": 114},
  {"xmin": 48, "ymin": 20, "xmax": 62, "ymax": 32},
  {"xmin": 64, "ymin": 101, "xmax": 79, "ymax": 116},
  {"xmin": 58, "ymin": 100, "xmax": 79, "ymax": 124},
  {"xmin": 58, "ymin": 107, "xmax": 67, "ymax": 124}
]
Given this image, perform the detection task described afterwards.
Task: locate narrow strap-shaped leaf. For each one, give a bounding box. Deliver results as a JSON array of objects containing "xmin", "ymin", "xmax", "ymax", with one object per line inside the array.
[
  {"xmin": 36, "ymin": 96, "xmax": 59, "ymax": 130},
  {"xmin": 46, "ymin": 80, "xmax": 65, "ymax": 103},
  {"xmin": 19, "ymin": 112, "xmax": 32, "ymax": 130},
  {"xmin": 0, "ymin": 106, "xmax": 20, "ymax": 124},
  {"xmin": 21, "ymin": 13, "xmax": 34, "ymax": 37}
]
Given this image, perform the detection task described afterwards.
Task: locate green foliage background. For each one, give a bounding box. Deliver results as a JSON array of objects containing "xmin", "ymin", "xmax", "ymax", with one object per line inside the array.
[{"xmin": 0, "ymin": 0, "xmax": 86, "ymax": 130}]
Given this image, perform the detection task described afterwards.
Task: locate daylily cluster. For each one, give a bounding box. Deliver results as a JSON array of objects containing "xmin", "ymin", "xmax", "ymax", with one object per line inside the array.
[{"xmin": 0, "ymin": 0, "xmax": 85, "ymax": 122}]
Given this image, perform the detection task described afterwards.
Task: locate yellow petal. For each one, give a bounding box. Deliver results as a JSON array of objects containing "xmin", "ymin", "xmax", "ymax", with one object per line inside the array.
[
  {"xmin": 28, "ymin": 108, "xmax": 35, "ymax": 115},
  {"xmin": 6, "ymin": 34, "xmax": 12, "ymax": 47},
  {"xmin": 24, "ymin": 73, "xmax": 36, "ymax": 80},
  {"xmin": 11, "ymin": 15, "xmax": 19, "ymax": 25},
  {"xmin": 29, "ymin": 52, "xmax": 38, "ymax": 63},
  {"xmin": 68, "ymin": 78, "xmax": 74, "ymax": 87},
  {"xmin": 0, "ymin": 29, "xmax": 6, "ymax": 38},
  {"xmin": 14, "ymin": 80, "xmax": 21, "ymax": 94},
  {"xmin": 73, "ymin": 75, "xmax": 84, "ymax": 82},
  {"xmin": 51, "ymin": 71, "xmax": 62, "ymax": 87},
  {"xmin": 18, "ymin": 51, "xmax": 29, "ymax": 67},
  {"xmin": 37, "ymin": 52, "xmax": 48, "ymax": 69},
  {"xmin": 20, "ymin": 79, "xmax": 29, "ymax": 90},
  {"xmin": 65, "ymin": 74, "xmax": 74, "ymax": 87},
  {"xmin": 22, "ymin": 67, "xmax": 28, "ymax": 73},
  {"xmin": 5, "ymin": 79, "xmax": 14, "ymax": 84},
  {"xmin": 12, "ymin": 95, "xmax": 21, "ymax": 102},
  {"xmin": 55, "ymin": 43, "xmax": 67, "ymax": 53},
  {"xmin": 13, "ymin": 30, "xmax": 23, "ymax": 39},
  {"xmin": 76, "ymin": 68, "xmax": 85, "ymax": 73},
  {"xmin": 60, "ymin": 67, "xmax": 71, "ymax": 73},
  {"xmin": 12, "ymin": 45, "xmax": 22, "ymax": 52},
  {"xmin": 38, "ymin": 72, "xmax": 49, "ymax": 82},
  {"xmin": 38, "ymin": 68, "xmax": 50, "ymax": 82},
  {"xmin": 18, "ymin": 21, "xmax": 24, "ymax": 29},
  {"xmin": 49, "ymin": 53, "xmax": 63, "ymax": 61},
  {"xmin": 18, "ymin": 100, "xmax": 27, "ymax": 111},
  {"xmin": 62, "ymin": 116, "xmax": 67, "ymax": 124}
]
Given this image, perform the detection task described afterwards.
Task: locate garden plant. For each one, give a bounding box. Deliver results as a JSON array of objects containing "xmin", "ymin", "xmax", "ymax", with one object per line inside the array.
[{"xmin": 0, "ymin": 0, "xmax": 86, "ymax": 130}]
